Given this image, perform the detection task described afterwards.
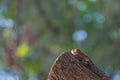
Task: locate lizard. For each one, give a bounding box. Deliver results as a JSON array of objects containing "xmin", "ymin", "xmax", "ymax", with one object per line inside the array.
[{"xmin": 71, "ymin": 48, "xmax": 110, "ymax": 80}]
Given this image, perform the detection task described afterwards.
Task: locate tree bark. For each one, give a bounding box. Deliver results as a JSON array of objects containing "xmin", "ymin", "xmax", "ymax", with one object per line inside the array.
[{"xmin": 48, "ymin": 49, "xmax": 110, "ymax": 80}]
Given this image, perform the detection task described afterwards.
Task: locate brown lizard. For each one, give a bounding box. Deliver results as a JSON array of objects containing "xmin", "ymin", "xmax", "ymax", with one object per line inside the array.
[{"xmin": 71, "ymin": 48, "xmax": 110, "ymax": 80}]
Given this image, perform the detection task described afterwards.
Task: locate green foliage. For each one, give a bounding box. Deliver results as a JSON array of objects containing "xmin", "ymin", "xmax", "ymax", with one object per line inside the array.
[{"xmin": 0, "ymin": 0, "xmax": 120, "ymax": 79}]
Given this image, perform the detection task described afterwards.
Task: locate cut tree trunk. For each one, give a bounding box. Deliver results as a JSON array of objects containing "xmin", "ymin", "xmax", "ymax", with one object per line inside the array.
[{"xmin": 48, "ymin": 49, "xmax": 110, "ymax": 80}]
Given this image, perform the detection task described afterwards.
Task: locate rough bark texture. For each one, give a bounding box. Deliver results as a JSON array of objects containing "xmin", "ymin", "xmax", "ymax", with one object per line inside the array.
[{"xmin": 48, "ymin": 49, "xmax": 110, "ymax": 80}]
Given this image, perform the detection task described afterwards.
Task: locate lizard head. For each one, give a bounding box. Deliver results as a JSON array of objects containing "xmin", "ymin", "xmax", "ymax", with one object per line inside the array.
[
  {"xmin": 71, "ymin": 48, "xmax": 83, "ymax": 58},
  {"xmin": 71, "ymin": 48, "xmax": 91, "ymax": 65}
]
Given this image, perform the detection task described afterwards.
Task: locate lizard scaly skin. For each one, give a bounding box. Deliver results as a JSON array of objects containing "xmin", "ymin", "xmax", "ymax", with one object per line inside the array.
[{"xmin": 71, "ymin": 48, "xmax": 110, "ymax": 80}]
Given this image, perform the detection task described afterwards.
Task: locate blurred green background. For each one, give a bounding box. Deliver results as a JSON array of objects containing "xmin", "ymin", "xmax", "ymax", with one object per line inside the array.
[{"xmin": 0, "ymin": 0, "xmax": 120, "ymax": 80}]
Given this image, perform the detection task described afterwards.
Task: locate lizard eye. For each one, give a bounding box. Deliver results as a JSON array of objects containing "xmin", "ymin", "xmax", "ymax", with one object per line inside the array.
[{"xmin": 78, "ymin": 58, "xmax": 82, "ymax": 62}]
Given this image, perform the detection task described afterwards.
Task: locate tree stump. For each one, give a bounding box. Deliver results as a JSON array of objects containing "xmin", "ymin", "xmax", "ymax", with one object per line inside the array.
[{"xmin": 48, "ymin": 49, "xmax": 110, "ymax": 80}]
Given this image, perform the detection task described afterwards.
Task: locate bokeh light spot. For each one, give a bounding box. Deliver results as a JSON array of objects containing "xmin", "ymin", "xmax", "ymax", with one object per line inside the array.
[
  {"xmin": 113, "ymin": 72, "xmax": 120, "ymax": 80},
  {"xmin": 83, "ymin": 13, "xmax": 92, "ymax": 23},
  {"xmin": 77, "ymin": 1, "xmax": 87, "ymax": 11},
  {"xmin": 68, "ymin": 0, "xmax": 76, "ymax": 5},
  {"xmin": 72, "ymin": 30, "xmax": 87, "ymax": 42},
  {"xmin": 0, "ymin": 18, "xmax": 14, "ymax": 28},
  {"xmin": 16, "ymin": 43, "xmax": 30, "ymax": 58},
  {"xmin": 89, "ymin": 0, "xmax": 96, "ymax": 2},
  {"xmin": 94, "ymin": 12, "xmax": 105, "ymax": 24},
  {"xmin": 0, "ymin": 70, "xmax": 19, "ymax": 80}
]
